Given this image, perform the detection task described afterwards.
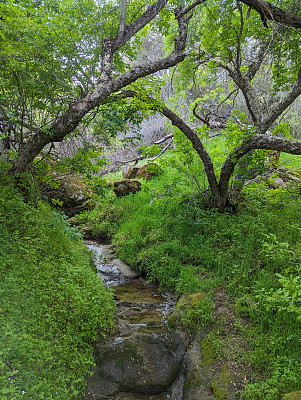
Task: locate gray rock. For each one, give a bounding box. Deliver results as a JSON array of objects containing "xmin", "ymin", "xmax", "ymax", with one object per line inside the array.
[
  {"xmin": 87, "ymin": 331, "xmax": 189, "ymax": 396},
  {"xmin": 113, "ymin": 258, "xmax": 139, "ymax": 280}
]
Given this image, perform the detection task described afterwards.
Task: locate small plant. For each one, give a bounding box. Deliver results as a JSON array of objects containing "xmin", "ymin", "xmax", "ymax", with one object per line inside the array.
[{"xmin": 259, "ymin": 233, "xmax": 296, "ymax": 269}]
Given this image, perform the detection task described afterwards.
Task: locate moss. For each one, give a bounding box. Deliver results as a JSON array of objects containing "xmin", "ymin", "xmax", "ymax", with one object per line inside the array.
[
  {"xmin": 177, "ymin": 292, "xmax": 207, "ymax": 309},
  {"xmin": 200, "ymin": 338, "xmax": 216, "ymax": 367},
  {"xmin": 211, "ymin": 366, "xmax": 232, "ymax": 400},
  {"xmin": 167, "ymin": 314, "xmax": 178, "ymax": 331},
  {"xmin": 282, "ymin": 391, "xmax": 301, "ymax": 400},
  {"xmin": 175, "ymin": 292, "xmax": 213, "ymax": 333},
  {"xmin": 185, "ymin": 372, "xmax": 203, "ymax": 388}
]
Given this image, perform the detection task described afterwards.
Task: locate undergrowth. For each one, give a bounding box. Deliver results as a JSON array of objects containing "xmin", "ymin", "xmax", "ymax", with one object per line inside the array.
[
  {"xmin": 0, "ymin": 162, "xmax": 116, "ymax": 400},
  {"xmin": 78, "ymin": 156, "xmax": 301, "ymax": 399}
]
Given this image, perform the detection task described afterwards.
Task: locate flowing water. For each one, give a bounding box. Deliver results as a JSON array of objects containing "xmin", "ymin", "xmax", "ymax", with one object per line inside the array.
[
  {"xmin": 85, "ymin": 241, "xmax": 186, "ymax": 400},
  {"xmin": 85, "ymin": 240, "xmax": 176, "ymax": 340}
]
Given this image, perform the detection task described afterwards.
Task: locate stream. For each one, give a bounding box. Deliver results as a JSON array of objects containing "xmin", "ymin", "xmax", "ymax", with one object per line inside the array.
[{"xmin": 84, "ymin": 240, "xmax": 188, "ymax": 400}]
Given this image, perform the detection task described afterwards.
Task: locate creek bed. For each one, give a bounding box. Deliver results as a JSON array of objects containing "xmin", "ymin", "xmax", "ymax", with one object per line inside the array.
[{"xmin": 85, "ymin": 241, "xmax": 186, "ymax": 400}]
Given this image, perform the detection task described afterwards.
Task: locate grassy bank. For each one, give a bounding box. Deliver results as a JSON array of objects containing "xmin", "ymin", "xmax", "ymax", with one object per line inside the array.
[
  {"xmin": 0, "ymin": 162, "xmax": 116, "ymax": 399},
  {"xmin": 77, "ymin": 157, "xmax": 301, "ymax": 399}
]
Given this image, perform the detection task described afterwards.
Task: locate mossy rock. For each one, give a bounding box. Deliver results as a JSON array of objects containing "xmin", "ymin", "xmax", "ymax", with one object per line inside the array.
[
  {"xmin": 177, "ymin": 292, "xmax": 207, "ymax": 309},
  {"xmin": 40, "ymin": 173, "xmax": 97, "ymax": 216},
  {"xmin": 175, "ymin": 292, "xmax": 209, "ymax": 332},
  {"xmin": 283, "ymin": 391, "xmax": 301, "ymax": 400},
  {"xmin": 113, "ymin": 179, "xmax": 141, "ymax": 197},
  {"xmin": 200, "ymin": 337, "xmax": 216, "ymax": 367},
  {"xmin": 137, "ymin": 163, "xmax": 160, "ymax": 179},
  {"xmin": 211, "ymin": 366, "xmax": 233, "ymax": 400},
  {"xmin": 124, "ymin": 167, "xmax": 140, "ymax": 179}
]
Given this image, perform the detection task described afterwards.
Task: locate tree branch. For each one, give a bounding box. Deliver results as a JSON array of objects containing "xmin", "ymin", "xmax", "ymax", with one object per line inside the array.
[
  {"xmin": 240, "ymin": 0, "xmax": 301, "ymax": 29},
  {"xmin": 219, "ymin": 133, "xmax": 301, "ymax": 197},
  {"xmin": 122, "ymin": 90, "xmax": 223, "ymax": 206},
  {"xmin": 12, "ymin": 4, "xmax": 189, "ymax": 173},
  {"xmin": 260, "ymin": 67, "xmax": 301, "ymax": 133},
  {"xmin": 175, "ymin": 0, "xmax": 206, "ymax": 20}
]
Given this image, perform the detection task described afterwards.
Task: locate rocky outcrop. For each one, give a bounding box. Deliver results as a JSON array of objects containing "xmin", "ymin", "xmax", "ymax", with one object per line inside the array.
[
  {"xmin": 123, "ymin": 163, "xmax": 160, "ymax": 180},
  {"xmin": 113, "ymin": 179, "xmax": 141, "ymax": 197},
  {"xmin": 266, "ymin": 168, "xmax": 301, "ymax": 189},
  {"xmin": 137, "ymin": 163, "xmax": 160, "ymax": 179},
  {"xmin": 123, "ymin": 166, "xmax": 140, "ymax": 179}
]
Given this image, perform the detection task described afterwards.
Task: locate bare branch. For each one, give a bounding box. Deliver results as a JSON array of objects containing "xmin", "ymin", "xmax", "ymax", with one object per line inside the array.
[
  {"xmin": 154, "ymin": 133, "xmax": 173, "ymax": 144},
  {"xmin": 119, "ymin": 0, "xmax": 127, "ymax": 34},
  {"xmin": 175, "ymin": 0, "xmax": 206, "ymax": 20}
]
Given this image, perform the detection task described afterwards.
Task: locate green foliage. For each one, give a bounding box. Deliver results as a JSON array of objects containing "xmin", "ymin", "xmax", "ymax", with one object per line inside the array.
[
  {"xmin": 0, "ymin": 161, "xmax": 115, "ymax": 399},
  {"xmin": 76, "ymin": 202, "xmax": 126, "ymax": 242},
  {"xmin": 78, "ymin": 151, "xmax": 301, "ymax": 397},
  {"xmin": 91, "ymin": 98, "xmax": 148, "ymax": 145}
]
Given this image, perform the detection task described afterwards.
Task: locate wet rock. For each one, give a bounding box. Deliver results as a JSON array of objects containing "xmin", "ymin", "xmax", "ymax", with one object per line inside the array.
[
  {"xmin": 90, "ymin": 330, "xmax": 189, "ymax": 395},
  {"xmin": 113, "ymin": 258, "xmax": 139, "ymax": 280},
  {"xmin": 113, "ymin": 179, "xmax": 141, "ymax": 197},
  {"xmin": 85, "ymin": 242, "xmax": 138, "ymax": 286}
]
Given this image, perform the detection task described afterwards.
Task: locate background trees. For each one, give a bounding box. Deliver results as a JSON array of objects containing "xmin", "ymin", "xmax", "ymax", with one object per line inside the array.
[{"xmin": 1, "ymin": 0, "xmax": 301, "ymax": 209}]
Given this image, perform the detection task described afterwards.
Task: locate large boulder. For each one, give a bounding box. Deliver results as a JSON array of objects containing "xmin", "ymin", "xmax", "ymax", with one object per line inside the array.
[
  {"xmin": 40, "ymin": 173, "xmax": 96, "ymax": 216},
  {"xmin": 88, "ymin": 330, "xmax": 188, "ymax": 396},
  {"xmin": 122, "ymin": 163, "xmax": 160, "ymax": 180},
  {"xmin": 113, "ymin": 179, "xmax": 141, "ymax": 197}
]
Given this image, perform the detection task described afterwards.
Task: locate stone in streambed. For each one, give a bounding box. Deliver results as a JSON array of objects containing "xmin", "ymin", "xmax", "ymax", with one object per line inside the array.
[{"xmin": 87, "ymin": 331, "xmax": 189, "ymax": 396}]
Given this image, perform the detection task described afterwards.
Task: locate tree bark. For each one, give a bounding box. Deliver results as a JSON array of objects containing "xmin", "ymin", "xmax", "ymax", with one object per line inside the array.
[
  {"xmin": 240, "ymin": 0, "xmax": 301, "ymax": 28},
  {"xmin": 219, "ymin": 134, "xmax": 301, "ymax": 200}
]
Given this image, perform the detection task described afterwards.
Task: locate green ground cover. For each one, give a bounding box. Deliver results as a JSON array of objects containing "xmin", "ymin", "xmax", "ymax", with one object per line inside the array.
[{"xmin": 0, "ymin": 162, "xmax": 116, "ymax": 400}]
